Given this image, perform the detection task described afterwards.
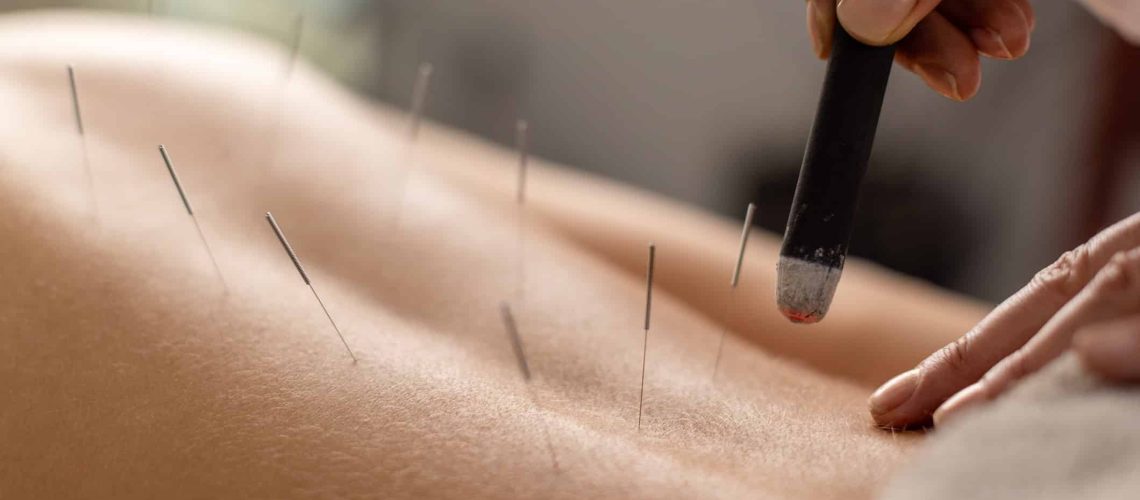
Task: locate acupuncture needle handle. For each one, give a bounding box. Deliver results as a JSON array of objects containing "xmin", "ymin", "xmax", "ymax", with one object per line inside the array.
[{"xmin": 777, "ymin": 24, "xmax": 895, "ymax": 324}]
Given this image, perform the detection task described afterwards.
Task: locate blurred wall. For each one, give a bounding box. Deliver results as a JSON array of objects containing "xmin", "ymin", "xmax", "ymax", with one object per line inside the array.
[
  {"xmin": 362, "ymin": 0, "xmax": 1112, "ymax": 302},
  {"xmin": 0, "ymin": 0, "xmax": 1126, "ymax": 302}
]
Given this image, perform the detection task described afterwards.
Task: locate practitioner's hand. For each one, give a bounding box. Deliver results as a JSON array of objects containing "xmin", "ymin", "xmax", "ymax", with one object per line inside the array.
[
  {"xmin": 869, "ymin": 212, "xmax": 1140, "ymax": 429},
  {"xmin": 805, "ymin": 0, "xmax": 1035, "ymax": 101}
]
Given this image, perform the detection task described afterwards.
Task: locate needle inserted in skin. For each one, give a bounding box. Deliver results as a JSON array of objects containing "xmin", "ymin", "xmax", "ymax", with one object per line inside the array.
[
  {"xmin": 515, "ymin": 119, "xmax": 529, "ymax": 205},
  {"xmin": 284, "ymin": 13, "xmax": 304, "ymax": 77},
  {"xmin": 67, "ymin": 65, "xmax": 95, "ymax": 212},
  {"xmin": 637, "ymin": 244, "xmax": 656, "ymax": 432},
  {"xmin": 260, "ymin": 13, "xmax": 307, "ymax": 175},
  {"xmin": 158, "ymin": 146, "xmax": 228, "ymax": 290},
  {"xmin": 499, "ymin": 302, "xmax": 560, "ymax": 470},
  {"xmin": 67, "ymin": 65, "xmax": 84, "ymax": 136},
  {"xmin": 511, "ymin": 119, "xmax": 531, "ymax": 300},
  {"xmin": 712, "ymin": 203, "xmax": 756, "ymax": 382},
  {"xmin": 407, "ymin": 62, "xmax": 434, "ymax": 140},
  {"xmin": 265, "ymin": 212, "xmax": 358, "ymax": 363},
  {"xmin": 500, "ymin": 302, "xmax": 532, "ymax": 381}
]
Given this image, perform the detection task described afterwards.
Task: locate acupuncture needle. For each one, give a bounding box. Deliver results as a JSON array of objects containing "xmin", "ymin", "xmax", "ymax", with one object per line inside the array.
[
  {"xmin": 387, "ymin": 62, "xmax": 436, "ymax": 239},
  {"xmin": 265, "ymin": 212, "xmax": 358, "ymax": 363},
  {"xmin": 637, "ymin": 243, "xmax": 655, "ymax": 432},
  {"xmin": 712, "ymin": 203, "xmax": 756, "ymax": 382},
  {"xmin": 515, "ymin": 119, "xmax": 529, "ymax": 205},
  {"xmin": 158, "ymin": 145, "xmax": 228, "ymax": 291},
  {"xmin": 513, "ymin": 119, "xmax": 529, "ymax": 301},
  {"xmin": 259, "ymin": 11, "xmax": 306, "ymax": 175},
  {"xmin": 67, "ymin": 65, "xmax": 96, "ymax": 216},
  {"xmin": 499, "ymin": 301, "xmax": 561, "ymax": 471},
  {"xmin": 284, "ymin": 13, "xmax": 304, "ymax": 78},
  {"xmin": 407, "ymin": 62, "xmax": 434, "ymax": 140}
]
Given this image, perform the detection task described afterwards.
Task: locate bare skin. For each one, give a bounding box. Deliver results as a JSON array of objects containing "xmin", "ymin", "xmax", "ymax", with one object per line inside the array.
[
  {"xmin": 802, "ymin": 0, "xmax": 1140, "ymax": 429},
  {"xmin": 872, "ymin": 214, "xmax": 1140, "ymax": 428},
  {"xmin": 0, "ymin": 10, "xmax": 990, "ymax": 499}
]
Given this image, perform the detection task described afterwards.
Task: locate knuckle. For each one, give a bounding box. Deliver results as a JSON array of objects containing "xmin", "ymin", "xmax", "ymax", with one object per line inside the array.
[
  {"xmin": 981, "ymin": 354, "xmax": 1026, "ymax": 394},
  {"xmin": 933, "ymin": 335, "xmax": 973, "ymax": 375},
  {"xmin": 1093, "ymin": 249, "xmax": 1140, "ymax": 294},
  {"xmin": 1004, "ymin": 355, "xmax": 1028, "ymax": 380},
  {"xmin": 1031, "ymin": 244, "xmax": 1092, "ymax": 299}
]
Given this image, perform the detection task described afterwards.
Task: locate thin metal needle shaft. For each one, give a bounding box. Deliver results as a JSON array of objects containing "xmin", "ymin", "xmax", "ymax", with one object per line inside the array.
[
  {"xmin": 266, "ymin": 212, "xmax": 358, "ymax": 363},
  {"xmin": 500, "ymin": 302, "xmax": 532, "ymax": 381},
  {"xmin": 284, "ymin": 13, "xmax": 305, "ymax": 77},
  {"xmin": 515, "ymin": 119, "xmax": 529, "ymax": 205},
  {"xmin": 158, "ymin": 146, "xmax": 193, "ymax": 213},
  {"xmin": 67, "ymin": 65, "xmax": 84, "ymax": 136},
  {"xmin": 158, "ymin": 145, "xmax": 228, "ymax": 290},
  {"xmin": 500, "ymin": 302, "xmax": 560, "ymax": 470},
  {"xmin": 731, "ymin": 203, "xmax": 757, "ymax": 288},
  {"xmin": 713, "ymin": 203, "xmax": 756, "ymax": 381},
  {"xmin": 512, "ymin": 119, "xmax": 531, "ymax": 301},
  {"xmin": 67, "ymin": 65, "xmax": 95, "ymax": 212},
  {"xmin": 638, "ymin": 244, "xmax": 656, "ymax": 432},
  {"xmin": 407, "ymin": 62, "xmax": 434, "ymax": 140}
]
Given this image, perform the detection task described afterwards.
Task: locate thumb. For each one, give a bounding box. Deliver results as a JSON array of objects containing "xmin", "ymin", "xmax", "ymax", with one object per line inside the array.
[
  {"xmin": 1073, "ymin": 315, "xmax": 1140, "ymax": 382},
  {"xmin": 837, "ymin": 0, "xmax": 943, "ymax": 45}
]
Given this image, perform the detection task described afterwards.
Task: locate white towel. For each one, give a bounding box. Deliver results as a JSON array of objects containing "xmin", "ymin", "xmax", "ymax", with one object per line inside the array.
[{"xmin": 883, "ymin": 354, "xmax": 1140, "ymax": 500}]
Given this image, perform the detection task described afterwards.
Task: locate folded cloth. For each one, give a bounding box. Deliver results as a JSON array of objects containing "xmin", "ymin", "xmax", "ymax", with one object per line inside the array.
[{"xmin": 883, "ymin": 354, "xmax": 1140, "ymax": 500}]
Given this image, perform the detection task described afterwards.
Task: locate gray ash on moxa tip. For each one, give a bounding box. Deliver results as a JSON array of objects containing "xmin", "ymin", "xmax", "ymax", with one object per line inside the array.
[
  {"xmin": 776, "ymin": 256, "xmax": 841, "ymax": 323},
  {"xmin": 776, "ymin": 27, "xmax": 894, "ymax": 323}
]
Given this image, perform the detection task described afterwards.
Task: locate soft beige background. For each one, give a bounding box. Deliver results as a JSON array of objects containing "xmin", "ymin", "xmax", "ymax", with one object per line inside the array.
[
  {"xmin": 2, "ymin": 0, "xmax": 1119, "ymax": 305},
  {"xmin": 0, "ymin": 11, "xmax": 990, "ymax": 499}
]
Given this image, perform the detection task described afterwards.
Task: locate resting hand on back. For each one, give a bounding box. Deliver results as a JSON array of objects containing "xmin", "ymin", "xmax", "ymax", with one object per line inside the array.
[{"xmin": 870, "ymin": 213, "xmax": 1140, "ymax": 429}]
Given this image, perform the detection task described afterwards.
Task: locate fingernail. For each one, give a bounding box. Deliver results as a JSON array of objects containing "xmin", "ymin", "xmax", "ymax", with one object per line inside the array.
[
  {"xmin": 837, "ymin": 0, "xmax": 919, "ymax": 44},
  {"xmin": 970, "ymin": 28, "xmax": 1012, "ymax": 59},
  {"xmin": 869, "ymin": 369, "xmax": 919, "ymax": 416},
  {"xmin": 933, "ymin": 383, "xmax": 985, "ymax": 427},
  {"xmin": 807, "ymin": 1, "xmax": 828, "ymax": 58},
  {"xmin": 914, "ymin": 65, "xmax": 961, "ymax": 101}
]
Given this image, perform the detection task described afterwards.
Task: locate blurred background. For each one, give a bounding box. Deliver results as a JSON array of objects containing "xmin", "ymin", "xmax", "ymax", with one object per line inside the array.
[{"xmin": 2, "ymin": 0, "xmax": 1138, "ymax": 303}]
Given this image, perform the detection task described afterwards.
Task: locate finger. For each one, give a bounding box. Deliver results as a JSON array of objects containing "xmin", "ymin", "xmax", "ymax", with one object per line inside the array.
[
  {"xmin": 836, "ymin": 0, "xmax": 944, "ymax": 45},
  {"xmin": 1009, "ymin": 0, "xmax": 1035, "ymax": 31},
  {"xmin": 937, "ymin": 0, "xmax": 1034, "ymax": 60},
  {"xmin": 894, "ymin": 11, "xmax": 981, "ymax": 101},
  {"xmin": 870, "ymin": 212, "xmax": 1140, "ymax": 428},
  {"xmin": 1074, "ymin": 316, "xmax": 1140, "ymax": 382},
  {"xmin": 807, "ymin": 0, "xmax": 839, "ymax": 59},
  {"xmin": 935, "ymin": 246, "xmax": 1140, "ymax": 425}
]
